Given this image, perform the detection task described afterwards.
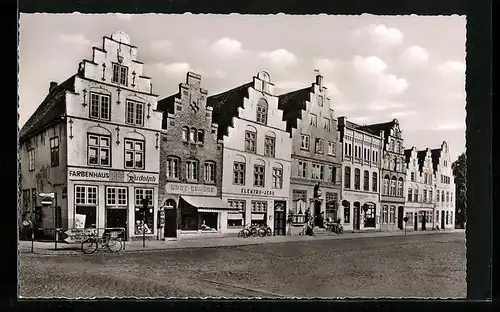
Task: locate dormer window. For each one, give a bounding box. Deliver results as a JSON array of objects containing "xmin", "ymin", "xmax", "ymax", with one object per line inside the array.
[
  {"xmin": 256, "ymin": 98, "xmax": 268, "ymax": 125},
  {"xmin": 112, "ymin": 63, "xmax": 128, "ymax": 86}
]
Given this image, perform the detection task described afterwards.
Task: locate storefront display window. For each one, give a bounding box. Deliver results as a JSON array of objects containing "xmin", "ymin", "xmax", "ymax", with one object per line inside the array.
[
  {"xmin": 291, "ymin": 189, "xmax": 306, "ymax": 224},
  {"xmin": 251, "ymin": 201, "xmax": 267, "ymax": 226},
  {"xmin": 343, "ymin": 202, "xmax": 350, "ymax": 223},
  {"xmin": 134, "ymin": 188, "xmax": 154, "ymax": 235},
  {"xmin": 75, "ymin": 185, "xmax": 98, "ymax": 228},
  {"xmin": 227, "ymin": 200, "xmax": 245, "ymax": 228},
  {"xmin": 200, "ymin": 213, "xmax": 217, "ymax": 230},
  {"xmin": 406, "ymin": 212, "xmax": 413, "ymax": 225},
  {"xmin": 325, "ymin": 192, "xmax": 338, "ymax": 221},
  {"xmin": 364, "ymin": 204, "xmax": 376, "ymax": 227}
]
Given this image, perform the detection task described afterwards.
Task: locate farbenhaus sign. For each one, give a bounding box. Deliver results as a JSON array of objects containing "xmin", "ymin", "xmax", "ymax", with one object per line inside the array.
[
  {"xmin": 68, "ymin": 168, "xmax": 110, "ymax": 181},
  {"xmin": 166, "ymin": 182, "xmax": 217, "ymax": 196},
  {"xmin": 240, "ymin": 188, "xmax": 275, "ymax": 196}
]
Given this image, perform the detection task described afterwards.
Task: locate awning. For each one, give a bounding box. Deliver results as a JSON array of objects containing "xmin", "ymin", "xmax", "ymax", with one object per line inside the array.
[{"xmin": 180, "ymin": 196, "xmax": 233, "ymax": 210}]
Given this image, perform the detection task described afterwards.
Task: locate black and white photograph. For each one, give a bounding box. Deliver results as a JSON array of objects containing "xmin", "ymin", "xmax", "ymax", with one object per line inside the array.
[{"xmin": 17, "ymin": 12, "xmax": 468, "ymax": 299}]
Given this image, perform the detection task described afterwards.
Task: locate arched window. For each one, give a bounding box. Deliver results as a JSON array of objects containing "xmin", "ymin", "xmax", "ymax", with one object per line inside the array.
[
  {"xmin": 354, "ymin": 169, "xmax": 361, "ymax": 190},
  {"xmin": 390, "ymin": 176, "xmax": 397, "ymax": 196},
  {"xmin": 344, "ymin": 167, "xmax": 351, "ymax": 189},
  {"xmin": 363, "ymin": 170, "xmax": 369, "ymax": 191},
  {"xmin": 382, "ymin": 205, "xmax": 388, "ymax": 224},
  {"xmin": 397, "ymin": 177, "xmax": 404, "ymax": 197},
  {"xmin": 408, "ymin": 188, "xmax": 413, "ymax": 202},
  {"xmin": 372, "ymin": 172, "xmax": 378, "ymax": 192},
  {"xmin": 383, "ymin": 175, "xmax": 390, "ymax": 195},
  {"xmin": 256, "ymin": 98, "xmax": 268, "ymax": 125}
]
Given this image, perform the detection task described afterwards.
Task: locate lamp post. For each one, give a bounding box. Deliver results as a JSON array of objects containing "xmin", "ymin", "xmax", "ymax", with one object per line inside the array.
[{"xmin": 141, "ymin": 197, "xmax": 149, "ymax": 248}]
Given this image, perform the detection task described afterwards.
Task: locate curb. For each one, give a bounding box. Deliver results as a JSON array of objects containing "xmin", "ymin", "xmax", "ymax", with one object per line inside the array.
[{"xmin": 19, "ymin": 229, "xmax": 464, "ymax": 256}]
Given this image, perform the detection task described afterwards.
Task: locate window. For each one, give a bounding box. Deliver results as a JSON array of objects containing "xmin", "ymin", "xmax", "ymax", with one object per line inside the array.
[
  {"xmin": 354, "ymin": 145, "xmax": 359, "ymax": 159},
  {"xmin": 166, "ymin": 157, "xmax": 180, "ymax": 179},
  {"xmin": 315, "ymin": 138, "xmax": 324, "ymax": 154},
  {"xmin": 204, "ymin": 162, "xmax": 216, "ymax": 183},
  {"xmin": 251, "ymin": 201, "xmax": 268, "ymax": 226},
  {"xmin": 363, "ymin": 171, "xmax": 369, "ymax": 191},
  {"xmin": 344, "ymin": 203, "xmax": 351, "ymax": 223},
  {"xmin": 441, "ymin": 191, "xmax": 445, "ymax": 202},
  {"xmin": 197, "ymin": 130, "xmax": 205, "ymax": 144},
  {"xmin": 189, "ymin": 128, "xmax": 196, "ymax": 142},
  {"xmin": 373, "ymin": 150, "xmax": 378, "ymax": 163},
  {"xmin": 451, "ymin": 211, "xmax": 454, "ymax": 224},
  {"xmin": 318, "ymin": 95, "xmax": 324, "ymax": 107},
  {"xmin": 88, "ymin": 134, "xmax": 111, "ymax": 166},
  {"xmin": 301, "ymin": 134, "xmax": 310, "ymax": 150},
  {"xmin": 272, "ymin": 167, "xmax": 283, "ymax": 189},
  {"xmin": 429, "ymin": 190, "xmax": 433, "ymax": 203},
  {"xmin": 311, "ymin": 163, "xmax": 324, "ymax": 180},
  {"xmin": 408, "ymin": 188, "xmax": 412, "ymax": 202},
  {"xmin": 50, "ymin": 137, "xmax": 59, "ymax": 167},
  {"xmin": 364, "ymin": 148, "xmax": 370, "ymax": 161},
  {"xmin": 292, "ymin": 189, "xmax": 307, "ymax": 217},
  {"xmin": 134, "ymin": 188, "xmax": 154, "ymax": 235},
  {"xmin": 186, "ymin": 159, "xmax": 199, "ymax": 181},
  {"xmin": 124, "ymin": 139, "xmax": 144, "ymax": 169},
  {"xmin": 310, "ymin": 114, "xmax": 317, "ymax": 127},
  {"xmin": 372, "ymin": 172, "xmax": 378, "ymax": 192},
  {"xmin": 436, "ymin": 211, "xmax": 439, "ymax": 223},
  {"xmin": 406, "ymin": 212, "xmax": 413, "ymax": 226},
  {"xmin": 233, "ymin": 162, "xmax": 246, "ymax": 185},
  {"xmin": 446, "ymin": 191, "xmax": 450, "ymax": 202},
  {"xmin": 389, "ymin": 206, "xmax": 396, "ymax": 224},
  {"xmin": 344, "ymin": 167, "xmax": 351, "ymax": 188},
  {"xmin": 325, "ymin": 192, "xmax": 338, "ymax": 221},
  {"xmin": 354, "ymin": 169, "xmax": 360, "ymax": 190},
  {"xmin": 254, "ymin": 164, "xmax": 265, "ymax": 187},
  {"xmin": 112, "ymin": 63, "xmax": 128, "ymax": 86},
  {"xmin": 382, "ymin": 206, "xmax": 388, "ymax": 224},
  {"xmin": 126, "ymin": 100, "xmax": 144, "ymax": 126},
  {"xmin": 450, "ymin": 192, "xmax": 453, "ymax": 204},
  {"xmin": 182, "ymin": 127, "xmax": 188, "ymax": 141},
  {"xmin": 327, "ymin": 142, "xmax": 336, "ymax": 156},
  {"xmin": 414, "ymin": 189, "xmax": 418, "ymax": 202},
  {"xmin": 75, "ymin": 185, "xmax": 98, "ymax": 205},
  {"xmin": 390, "ymin": 177, "xmax": 397, "ymax": 196},
  {"xmin": 245, "ymin": 131, "xmax": 257, "ymax": 153},
  {"xmin": 256, "ymin": 98, "xmax": 268, "ymax": 125},
  {"xmin": 383, "ymin": 175, "xmax": 390, "ymax": 195},
  {"xmin": 397, "ymin": 177, "xmax": 404, "ymax": 197},
  {"xmin": 328, "ymin": 166, "xmax": 336, "ymax": 184},
  {"xmin": 423, "ymin": 190, "xmax": 427, "ymax": 202},
  {"xmin": 106, "ymin": 187, "xmax": 127, "ymax": 206},
  {"xmin": 437, "ymin": 190, "xmax": 440, "ymax": 202},
  {"xmin": 411, "ymin": 172, "xmax": 415, "ymax": 182},
  {"xmin": 446, "ymin": 211, "xmax": 449, "ymax": 225},
  {"xmin": 298, "ymin": 160, "xmax": 307, "ymax": 178},
  {"xmin": 227, "ymin": 200, "xmax": 246, "ymax": 228},
  {"xmin": 28, "ymin": 148, "xmax": 35, "ymax": 171},
  {"xmin": 90, "ymin": 92, "xmax": 111, "ymax": 120},
  {"xmin": 22, "ymin": 190, "xmax": 30, "ymax": 212},
  {"xmin": 264, "ymin": 136, "xmax": 275, "ymax": 157},
  {"xmin": 323, "ymin": 117, "xmax": 330, "ymax": 131}
]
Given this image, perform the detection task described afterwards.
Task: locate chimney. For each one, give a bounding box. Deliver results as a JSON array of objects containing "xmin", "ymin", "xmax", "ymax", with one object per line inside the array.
[
  {"xmin": 315, "ymin": 73, "xmax": 323, "ymax": 88},
  {"xmin": 49, "ymin": 82, "xmax": 58, "ymax": 92}
]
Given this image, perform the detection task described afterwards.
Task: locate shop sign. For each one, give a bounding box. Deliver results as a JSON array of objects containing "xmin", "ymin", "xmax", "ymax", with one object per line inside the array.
[
  {"xmin": 64, "ymin": 228, "xmax": 95, "ymax": 244},
  {"xmin": 68, "ymin": 168, "xmax": 111, "ymax": 181},
  {"xmin": 240, "ymin": 188, "xmax": 275, "ymax": 196},
  {"xmin": 343, "ymin": 190, "xmax": 378, "ymax": 201},
  {"xmin": 125, "ymin": 172, "xmax": 158, "ymax": 184},
  {"xmin": 166, "ymin": 182, "xmax": 217, "ymax": 196}
]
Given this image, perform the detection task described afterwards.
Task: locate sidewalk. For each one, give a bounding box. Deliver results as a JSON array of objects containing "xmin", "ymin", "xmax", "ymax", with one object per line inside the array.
[{"xmin": 18, "ymin": 228, "xmax": 464, "ymax": 256}]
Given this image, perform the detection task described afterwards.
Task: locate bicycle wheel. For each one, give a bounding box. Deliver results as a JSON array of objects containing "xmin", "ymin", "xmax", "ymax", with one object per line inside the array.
[
  {"xmin": 81, "ymin": 238, "xmax": 98, "ymax": 254},
  {"xmin": 258, "ymin": 228, "xmax": 266, "ymax": 237},
  {"xmin": 266, "ymin": 227, "xmax": 272, "ymax": 236},
  {"xmin": 238, "ymin": 230, "xmax": 243, "ymax": 237},
  {"xmin": 107, "ymin": 238, "xmax": 123, "ymax": 252},
  {"xmin": 251, "ymin": 228, "xmax": 258, "ymax": 237},
  {"xmin": 242, "ymin": 229, "xmax": 250, "ymax": 238}
]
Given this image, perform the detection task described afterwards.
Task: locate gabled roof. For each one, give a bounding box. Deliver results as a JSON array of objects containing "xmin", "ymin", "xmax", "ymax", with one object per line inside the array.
[
  {"xmin": 404, "ymin": 148, "xmax": 412, "ymax": 164},
  {"xmin": 156, "ymin": 92, "xmax": 179, "ymax": 129},
  {"xmin": 431, "ymin": 148, "xmax": 442, "ymax": 172},
  {"xmin": 277, "ymin": 86, "xmax": 312, "ymax": 134},
  {"xmin": 359, "ymin": 120, "xmax": 395, "ymax": 137},
  {"xmin": 416, "ymin": 150, "xmax": 428, "ymax": 171},
  {"xmin": 19, "ymin": 75, "xmax": 76, "ymax": 142},
  {"xmin": 207, "ymin": 82, "xmax": 252, "ymax": 140}
]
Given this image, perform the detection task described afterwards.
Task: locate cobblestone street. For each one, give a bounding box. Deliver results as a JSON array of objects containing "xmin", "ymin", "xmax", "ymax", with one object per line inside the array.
[{"xmin": 19, "ymin": 232, "xmax": 466, "ymax": 298}]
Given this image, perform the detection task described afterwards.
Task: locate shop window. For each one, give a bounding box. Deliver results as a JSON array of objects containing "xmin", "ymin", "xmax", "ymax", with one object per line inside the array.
[
  {"xmin": 382, "ymin": 206, "xmax": 388, "ymax": 224},
  {"xmin": 251, "ymin": 201, "xmax": 267, "ymax": 226},
  {"xmin": 126, "ymin": 100, "xmax": 144, "ymax": 127},
  {"xmin": 300, "ymin": 134, "xmax": 310, "ymax": 150},
  {"xmin": 363, "ymin": 170, "xmax": 369, "ymax": 191},
  {"xmin": 106, "ymin": 186, "xmax": 127, "ymax": 206},
  {"xmin": 28, "ymin": 148, "xmax": 35, "ymax": 171},
  {"xmin": 344, "ymin": 167, "xmax": 351, "ymax": 189},
  {"xmin": 88, "ymin": 134, "xmax": 111, "ymax": 167},
  {"xmin": 389, "ymin": 206, "xmax": 396, "ymax": 224},
  {"xmin": 227, "ymin": 200, "xmax": 246, "ymax": 228},
  {"xmin": 134, "ymin": 188, "xmax": 154, "ymax": 235},
  {"xmin": 124, "ymin": 138, "xmax": 145, "ymax": 170},
  {"xmin": 354, "ymin": 169, "xmax": 360, "ymax": 190},
  {"xmin": 112, "ymin": 63, "xmax": 128, "ymax": 86},
  {"xmin": 50, "ymin": 136, "xmax": 59, "ymax": 167},
  {"xmin": 253, "ymin": 164, "xmax": 265, "ymax": 187},
  {"xmin": 245, "ymin": 131, "xmax": 257, "ymax": 153},
  {"xmin": 199, "ymin": 212, "xmax": 217, "ymax": 230},
  {"xmin": 364, "ymin": 205, "xmax": 376, "ymax": 227},
  {"xmin": 372, "ymin": 172, "xmax": 378, "ymax": 192},
  {"xmin": 292, "ymin": 189, "xmax": 307, "ymax": 223},
  {"xmin": 166, "ymin": 156, "xmax": 180, "ymax": 179},
  {"xmin": 204, "ymin": 161, "xmax": 216, "ymax": 184},
  {"xmin": 186, "ymin": 159, "xmax": 199, "ymax": 181},
  {"xmin": 272, "ymin": 167, "xmax": 283, "ymax": 189},
  {"xmin": 311, "ymin": 163, "xmax": 324, "ymax": 180},
  {"xmin": 89, "ymin": 92, "xmax": 111, "ymax": 120},
  {"xmin": 233, "ymin": 162, "xmax": 245, "ymax": 185},
  {"xmin": 264, "ymin": 136, "xmax": 275, "ymax": 157},
  {"xmin": 406, "ymin": 212, "xmax": 413, "ymax": 225},
  {"xmin": 298, "ymin": 160, "xmax": 307, "ymax": 178},
  {"xmin": 343, "ymin": 202, "xmax": 351, "ymax": 223},
  {"xmin": 325, "ymin": 192, "xmax": 338, "ymax": 221},
  {"xmin": 256, "ymin": 98, "xmax": 268, "ymax": 125},
  {"xmin": 75, "ymin": 206, "xmax": 96, "ymax": 229}
]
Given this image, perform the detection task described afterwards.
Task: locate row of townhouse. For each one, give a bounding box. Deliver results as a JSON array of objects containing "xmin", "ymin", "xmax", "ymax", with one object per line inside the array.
[{"xmin": 18, "ymin": 32, "xmax": 456, "ymax": 241}]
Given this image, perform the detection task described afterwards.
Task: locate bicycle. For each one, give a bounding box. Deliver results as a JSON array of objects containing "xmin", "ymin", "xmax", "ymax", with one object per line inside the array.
[
  {"xmin": 81, "ymin": 229, "xmax": 123, "ymax": 254},
  {"xmin": 238, "ymin": 224, "xmax": 252, "ymax": 238}
]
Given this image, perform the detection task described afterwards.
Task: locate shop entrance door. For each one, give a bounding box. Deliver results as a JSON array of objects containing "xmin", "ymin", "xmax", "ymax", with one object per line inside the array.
[
  {"xmin": 397, "ymin": 206, "xmax": 404, "ymax": 230},
  {"xmin": 165, "ymin": 208, "xmax": 177, "ymax": 238},
  {"xmin": 273, "ymin": 201, "xmax": 286, "ymax": 236},
  {"xmin": 313, "ymin": 201, "xmax": 321, "ymax": 226},
  {"xmin": 422, "ymin": 211, "xmax": 427, "ymax": 230},
  {"xmin": 414, "ymin": 214, "xmax": 418, "ymax": 230},
  {"xmin": 441, "ymin": 210, "xmax": 445, "ymax": 229},
  {"xmin": 106, "ymin": 208, "xmax": 127, "ymax": 240},
  {"xmin": 353, "ymin": 202, "xmax": 360, "ymax": 230}
]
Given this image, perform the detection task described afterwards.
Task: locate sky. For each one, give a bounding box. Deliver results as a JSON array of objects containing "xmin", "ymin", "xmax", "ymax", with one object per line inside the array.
[{"xmin": 18, "ymin": 13, "xmax": 466, "ymax": 160}]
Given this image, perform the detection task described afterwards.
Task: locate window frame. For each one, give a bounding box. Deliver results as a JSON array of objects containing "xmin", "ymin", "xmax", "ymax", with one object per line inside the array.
[
  {"xmin": 298, "ymin": 160, "xmax": 307, "ymax": 178},
  {"xmin": 87, "ymin": 133, "xmax": 111, "ymax": 167},
  {"xmin": 256, "ymin": 98, "xmax": 269, "ymax": 125},
  {"xmin": 315, "ymin": 138, "xmax": 324, "ymax": 154},
  {"xmin": 233, "ymin": 161, "xmax": 246, "ymax": 185},
  {"xmin": 309, "ymin": 113, "xmax": 318, "ymax": 127},
  {"xmin": 323, "ymin": 117, "xmax": 330, "ymax": 131},
  {"xmin": 204, "ymin": 161, "xmax": 216, "ymax": 184},
  {"xmin": 74, "ymin": 185, "xmax": 98, "ymax": 206},
  {"xmin": 124, "ymin": 138, "xmax": 145, "ymax": 170},
  {"xmin": 253, "ymin": 164, "xmax": 265, "ymax": 187},
  {"xmin": 327, "ymin": 141, "xmax": 336, "ymax": 156},
  {"xmin": 272, "ymin": 167, "xmax": 283, "ymax": 189},
  {"xmin": 344, "ymin": 166, "xmax": 351, "ymax": 189},
  {"xmin": 50, "ymin": 136, "xmax": 60, "ymax": 167},
  {"xmin": 264, "ymin": 136, "xmax": 276, "ymax": 157},
  {"xmin": 363, "ymin": 170, "xmax": 369, "ymax": 191},
  {"xmin": 125, "ymin": 99, "xmax": 145, "ymax": 127},
  {"xmin": 112, "ymin": 62, "xmax": 129, "ymax": 86},
  {"xmin": 245, "ymin": 130, "xmax": 257, "ymax": 153},
  {"xmin": 300, "ymin": 134, "xmax": 310, "ymax": 150},
  {"xmin": 89, "ymin": 92, "xmax": 111, "ymax": 121},
  {"xmin": 372, "ymin": 172, "xmax": 378, "ymax": 192},
  {"xmin": 28, "ymin": 148, "xmax": 35, "ymax": 171},
  {"xmin": 166, "ymin": 156, "xmax": 180, "ymax": 179},
  {"xmin": 185, "ymin": 159, "xmax": 199, "ymax": 181},
  {"xmin": 105, "ymin": 186, "xmax": 128, "ymax": 207},
  {"xmin": 311, "ymin": 163, "xmax": 325, "ymax": 180}
]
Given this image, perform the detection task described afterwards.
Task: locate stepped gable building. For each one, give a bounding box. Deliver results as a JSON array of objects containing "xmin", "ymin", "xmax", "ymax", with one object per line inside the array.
[
  {"xmin": 337, "ymin": 117, "xmax": 384, "ymax": 232},
  {"xmin": 404, "ymin": 147, "xmax": 435, "ymax": 231},
  {"xmin": 19, "ymin": 31, "xmax": 163, "ymax": 240},
  {"xmin": 208, "ymin": 71, "xmax": 292, "ymax": 236},
  {"xmin": 431, "ymin": 141, "xmax": 456, "ymax": 230},
  {"xmin": 156, "ymin": 72, "xmax": 228, "ymax": 240},
  {"xmin": 359, "ymin": 119, "xmax": 406, "ymax": 231},
  {"xmin": 278, "ymin": 72, "xmax": 342, "ymax": 231}
]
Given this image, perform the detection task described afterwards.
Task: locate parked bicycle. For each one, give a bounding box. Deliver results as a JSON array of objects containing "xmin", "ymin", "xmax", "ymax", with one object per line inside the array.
[
  {"xmin": 81, "ymin": 229, "xmax": 123, "ymax": 254},
  {"xmin": 326, "ymin": 218, "xmax": 344, "ymax": 234},
  {"xmin": 238, "ymin": 224, "xmax": 272, "ymax": 238},
  {"xmin": 238, "ymin": 224, "xmax": 252, "ymax": 238}
]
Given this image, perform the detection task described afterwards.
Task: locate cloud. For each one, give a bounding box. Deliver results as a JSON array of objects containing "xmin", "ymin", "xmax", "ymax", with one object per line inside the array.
[
  {"xmin": 323, "ymin": 82, "xmax": 340, "ymax": 95},
  {"xmin": 378, "ymin": 74, "xmax": 409, "ymax": 94},
  {"xmin": 313, "ymin": 58, "xmax": 342, "ymax": 72},
  {"xmin": 334, "ymin": 102, "xmax": 361, "ymax": 112},
  {"xmin": 259, "ymin": 49, "xmax": 298, "ymax": 67},
  {"xmin": 354, "ymin": 24, "xmax": 404, "ymax": 46},
  {"xmin": 350, "ymin": 116, "xmax": 373, "ymax": 123},
  {"xmin": 353, "ymin": 55, "xmax": 387, "ymax": 74},
  {"xmin": 156, "ymin": 62, "xmax": 190, "ymax": 75},
  {"xmin": 432, "ymin": 123, "xmax": 465, "ymax": 131},
  {"xmin": 367, "ymin": 100, "xmax": 407, "ymax": 111},
  {"xmin": 275, "ymin": 80, "xmax": 305, "ymax": 91},
  {"xmin": 439, "ymin": 60, "xmax": 466, "ymax": 73},
  {"xmin": 58, "ymin": 33, "xmax": 91, "ymax": 45},
  {"xmin": 209, "ymin": 37, "xmax": 243, "ymax": 56},
  {"xmin": 150, "ymin": 40, "xmax": 173, "ymax": 56},
  {"xmin": 391, "ymin": 111, "xmax": 417, "ymax": 118},
  {"xmin": 401, "ymin": 45, "xmax": 430, "ymax": 65}
]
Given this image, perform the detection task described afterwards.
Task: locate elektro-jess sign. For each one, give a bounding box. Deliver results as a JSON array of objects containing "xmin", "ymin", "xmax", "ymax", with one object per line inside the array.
[{"xmin": 240, "ymin": 188, "xmax": 275, "ymax": 196}]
